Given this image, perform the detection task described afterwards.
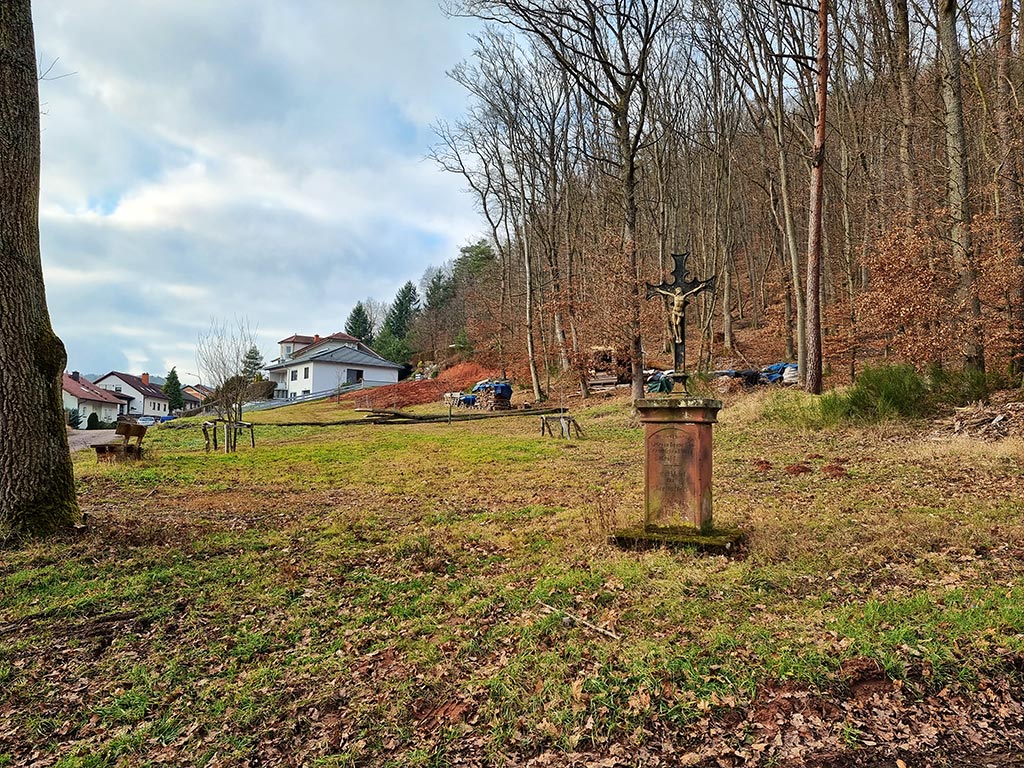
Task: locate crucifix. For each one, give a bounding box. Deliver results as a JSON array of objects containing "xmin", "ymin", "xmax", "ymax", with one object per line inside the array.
[{"xmin": 645, "ymin": 252, "xmax": 716, "ymax": 391}]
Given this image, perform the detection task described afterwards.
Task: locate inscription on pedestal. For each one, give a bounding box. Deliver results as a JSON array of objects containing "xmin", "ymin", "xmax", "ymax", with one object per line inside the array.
[
  {"xmin": 637, "ymin": 398, "xmax": 720, "ymax": 532},
  {"xmin": 645, "ymin": 427, "xmax": 693, "ymax": 527}
]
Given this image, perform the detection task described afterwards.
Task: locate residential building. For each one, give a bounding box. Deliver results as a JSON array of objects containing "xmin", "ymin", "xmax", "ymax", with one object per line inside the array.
[
  {"xmin": 93, "ymin": 371, "xmax": 171, "ymax": 417},
  {"xmin": 183, "ymin": 383, "xmax": 215, "ymax": 402},
  {"xmin": 266, "ymin": 332, "xmax": 400, "ymax": 399},
  {"xmin": 61, "ymin": 372, "xmax": 121, "ymax": 425}
]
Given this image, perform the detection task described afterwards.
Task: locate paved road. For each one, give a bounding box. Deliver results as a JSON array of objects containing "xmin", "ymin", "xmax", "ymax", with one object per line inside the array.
[{"xmin": 67, "ymin": 429, "xmax": 115, "ymax": 452}]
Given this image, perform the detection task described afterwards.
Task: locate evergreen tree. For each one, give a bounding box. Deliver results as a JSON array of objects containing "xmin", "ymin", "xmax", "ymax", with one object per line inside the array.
[
  {"xmin": 241, "ymin": 345, "xmax": 264, "ymax": 381},
  {"xmin": 374, "ymin": 328, "xmax": 412, "ymax": 367},
  {"xmin": 453, "ymin": 239, "xmax": 496, "ymax": 279},
  {"xmin": 162, "ymin": 367, "xmax": 185, "ymax": 411},
  {"xmin": 382, "ymin": 281, "xmax": 420, "ymax": 340},
  {"xmin": 86, "ymin": 412, "xmax": 99, "ymax": 430},
  {"xmin": 423, "ymin": 266, "xmax": 454, "ymax": 311},
  {"xmin": 345, "ymin": 301, "xmax": 374, "ymax": 344}
]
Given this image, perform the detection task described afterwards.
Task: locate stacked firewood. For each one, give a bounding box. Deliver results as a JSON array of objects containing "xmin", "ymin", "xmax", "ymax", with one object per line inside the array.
[{"xmin": 478, "ymin": 388, "xmax": 512, "ymax": 411}]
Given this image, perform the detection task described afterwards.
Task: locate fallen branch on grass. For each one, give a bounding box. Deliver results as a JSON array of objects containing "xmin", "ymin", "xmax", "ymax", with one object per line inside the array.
[{"xmin": 537, "ymin": 600, "xmax": 621, "ymax": 641}]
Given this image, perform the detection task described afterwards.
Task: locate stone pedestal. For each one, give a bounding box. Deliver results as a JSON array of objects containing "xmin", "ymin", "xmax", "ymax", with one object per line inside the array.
[
  {"xmin": 611, "ymin": 397, "xmax": 741, "ymax": 553},
  {"xmin": 636, "ymin": 397, "xmax": 721, "ymax": 531}
]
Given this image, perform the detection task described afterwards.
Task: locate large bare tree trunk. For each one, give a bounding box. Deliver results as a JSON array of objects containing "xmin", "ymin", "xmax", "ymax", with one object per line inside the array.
[
  {"xmin": 622, "ymin": 152, "xmax": 645, "ymax": 401},
  {"xmin": 804, "ymin": 0, "xmax": 828, "ymax": 394},
  {"xmin": 521, "ymin": 219, "xmax": 544, "ymax": 401},
  {"xmin": 893, "ymin": 0, "xmax": 917, "ymax": 218},
  {"xmin": 937, "ymin": 0, "xmax": 985, "ymax": 372},
  {"xmin": 778, "ymin": 132, "xmax": 806, "ymax": 380},
  {"xmin": 995, "ymin": 0, "xmax": 1024, "ymax": 374},
  {"xmin": 0, "ymin": 0, "xmax": 80, "ymax": 540}
]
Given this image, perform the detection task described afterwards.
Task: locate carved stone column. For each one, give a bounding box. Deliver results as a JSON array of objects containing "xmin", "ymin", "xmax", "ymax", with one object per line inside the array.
[{"xmin": 612, "ymin": 396, "xmax": 741, "ymax": 552}]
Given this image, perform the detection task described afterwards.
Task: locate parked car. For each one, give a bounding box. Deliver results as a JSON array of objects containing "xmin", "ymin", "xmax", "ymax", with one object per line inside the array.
[{"xmin": 136, "ymin": 416, "xmax": 157, "ymax": 427}]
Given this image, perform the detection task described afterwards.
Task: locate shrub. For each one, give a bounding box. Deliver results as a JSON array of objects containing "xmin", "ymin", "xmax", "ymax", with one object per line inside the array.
[
  {"xmin": 926, "ymin": 364, "xmax": 993, "ymax": 407},
  {"xmin": 66, "ymin": 408, "xmax": 82, "ymax": 429},
  {"xmin": 762, "ymin": 364, "xmax": 929, "ymax": 428},
  {"xmin": 848, "ymin": 364, "xmax": 929, "ymax": 420},
  {"xmin": 86, "ymin": 412, "xmax": 100, "ymax": 430}
]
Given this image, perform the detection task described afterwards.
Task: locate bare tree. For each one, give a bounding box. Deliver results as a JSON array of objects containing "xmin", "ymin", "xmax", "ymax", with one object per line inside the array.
[
  {"xmin": 196, "ymin": 318, "xmax": 258, "ymax": 452},
  {"xmin": 994, "ymin": 0, "xmax": 1024, "ymax": 373},
  {"xmin": 937, "ymin": 0, "xmax": 985, "ymax": 372},
  {"xmin": 457, "ymin": 0, "xmax": 681, "ymax": 400},
  {"xmin": 362, "ymin": 297, "xmax": 389, "ymax": 342},
  {"xmin": 804, "ymin": 0, "xmax": 829, "ymax": 394},
  {"xmin": 0, "ymin": 0, "xmax": 79, "ymax": 540}
]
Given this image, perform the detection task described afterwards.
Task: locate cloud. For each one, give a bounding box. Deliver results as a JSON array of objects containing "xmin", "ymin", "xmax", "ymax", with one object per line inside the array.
[{"xmin": 32, "ymin": 0, "xmax": 484, "ymax": 378}]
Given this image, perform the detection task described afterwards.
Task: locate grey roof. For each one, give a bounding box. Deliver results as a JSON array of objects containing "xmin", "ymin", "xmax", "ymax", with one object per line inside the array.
[{"xmin": 266, "ymin": 343, "xmax": 401, "ymax": 371}]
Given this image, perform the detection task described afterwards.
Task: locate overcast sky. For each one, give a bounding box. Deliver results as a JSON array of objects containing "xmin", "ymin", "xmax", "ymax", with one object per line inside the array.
[{"xmin": 34, "ymin": 1, "xmax": 483, "ymax": 382}]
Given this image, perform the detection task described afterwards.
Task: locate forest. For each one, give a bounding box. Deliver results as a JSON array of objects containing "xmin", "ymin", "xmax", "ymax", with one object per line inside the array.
[{"xmin": 396, "ymin": 0, "xmax": 1024, "ymax": 402}]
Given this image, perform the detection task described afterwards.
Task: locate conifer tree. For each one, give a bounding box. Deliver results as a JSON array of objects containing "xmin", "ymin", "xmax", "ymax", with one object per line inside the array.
[
  {"xmin": 162, "ymin": 367, "xmax": 185, "ymax": 411},
  {"xmin": 382, "ymin": 281, "xmax": 420, "ymax": 340},
  {"xmin": 345, "ymin": 302, "xmax": 374, "ymax": 344},
  {"xmin": 241, "ymin": 345, "xmax": 264, "ymax": 381}
]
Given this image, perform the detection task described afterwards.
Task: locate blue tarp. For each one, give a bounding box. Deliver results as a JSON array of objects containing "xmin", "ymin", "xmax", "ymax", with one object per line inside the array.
[
  {"xmin": 760, "ymin": 362, "xmax": 798, "ymax": 384},
  {"xmin": 712, "ymin": 363, "xmax": 798, "ymax": 386},
  {"xmin": 471, "ymin": 379, "xmax": 513, "ymax": 396}
]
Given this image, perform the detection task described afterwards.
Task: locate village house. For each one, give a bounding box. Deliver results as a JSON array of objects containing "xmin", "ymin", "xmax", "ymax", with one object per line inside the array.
[
  {"xmin": 61, "ymin": 372, "xmax": 121, "ymax": 425},
  {"xmin": 266, "ymin": 333, "xmax": 400, "ymax": 400},
  {"xmin": 183, "ymin": 383, "xmax": 215, "ymax": 403},
  {"xmin": 92, "ymin": 371, "xmax": 171, "ymax": 417}
]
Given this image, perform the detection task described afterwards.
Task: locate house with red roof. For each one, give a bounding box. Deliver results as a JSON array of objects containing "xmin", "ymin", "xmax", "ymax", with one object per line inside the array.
[
  {"xmin": 61, "ymin": 372, "xmax": 122, "ymax": 424},
  {"xmin": 92, "ymin": 371, "xmax": 171, "ymax": 417},
  {"xmin": 266, "ymin": 332, "xmax": 400, "ymax": 399}
]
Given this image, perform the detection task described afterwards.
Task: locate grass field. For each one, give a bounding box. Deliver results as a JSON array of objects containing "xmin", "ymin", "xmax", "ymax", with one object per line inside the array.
[{"xmin": 3, "ymin": 389, "xmax": 1024, "ymax": 766}]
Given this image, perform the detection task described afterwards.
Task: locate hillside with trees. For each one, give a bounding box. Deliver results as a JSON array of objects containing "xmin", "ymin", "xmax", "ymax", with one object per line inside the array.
[{"xmin": 404, "ymin": 0, "xmax": 1024, "ymax": 400}]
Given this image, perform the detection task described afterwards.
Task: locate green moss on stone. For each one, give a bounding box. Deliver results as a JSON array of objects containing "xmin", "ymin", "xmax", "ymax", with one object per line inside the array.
[{"xmin": 609, "ymin": 524, "xmax": 744, "ymax": 554}]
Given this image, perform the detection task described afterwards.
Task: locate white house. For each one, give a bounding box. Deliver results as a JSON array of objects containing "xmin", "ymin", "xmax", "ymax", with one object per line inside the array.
[
  {"xmin": 62, "ymin": 372, "xmax": 121, "ymax": 425},
  {"xmin": 266, "ymin": 332, "xmax": 401, "ymax": 399},
  {"xmin": 92, "ymin": 371, "xmax": 171, "ymax": 417}
]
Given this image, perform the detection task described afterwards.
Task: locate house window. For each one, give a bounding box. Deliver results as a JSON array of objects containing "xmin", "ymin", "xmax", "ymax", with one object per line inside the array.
[
  {"xmin": 303, "ymin": 367, "xmax": 310, "ymax": 379},
  {"xmin": 290, "ymin": 370, "xmax": 298, "ymax": 381},
  {"xmin": 114, "ymin": 386, "xmax": 121, "ymax": 392}
]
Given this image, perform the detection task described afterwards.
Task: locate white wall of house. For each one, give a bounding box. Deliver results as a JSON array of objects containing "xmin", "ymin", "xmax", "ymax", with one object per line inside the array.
[
  {"xmin": 81, "ymin": 400, "xmax": 119, "ymax": 424},
  {"xmin": 144, "ymin": 397, "xmax": 171, "ymax": 415},
  {"xmin": 277, "ymin": 361, "xmax": 398, "ymax": 398},
  {"xmin": 311, "ymin": 362, "xmax": 397, "ymax": 393},
  {"xmin": 62, "ymin": 391, "xmax": 119, "ymax": 424}
]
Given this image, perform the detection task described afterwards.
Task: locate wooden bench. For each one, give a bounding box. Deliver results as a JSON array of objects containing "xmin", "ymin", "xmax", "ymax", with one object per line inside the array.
[{"xmin": 94, "ymin": 422, "xmax": 147, "ymax": 462}]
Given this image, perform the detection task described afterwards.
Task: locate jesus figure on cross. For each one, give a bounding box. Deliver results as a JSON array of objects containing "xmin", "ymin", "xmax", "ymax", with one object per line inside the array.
[{"xmin": 650, "ymin": 284, "xmax": 708, "ymax": 345}]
